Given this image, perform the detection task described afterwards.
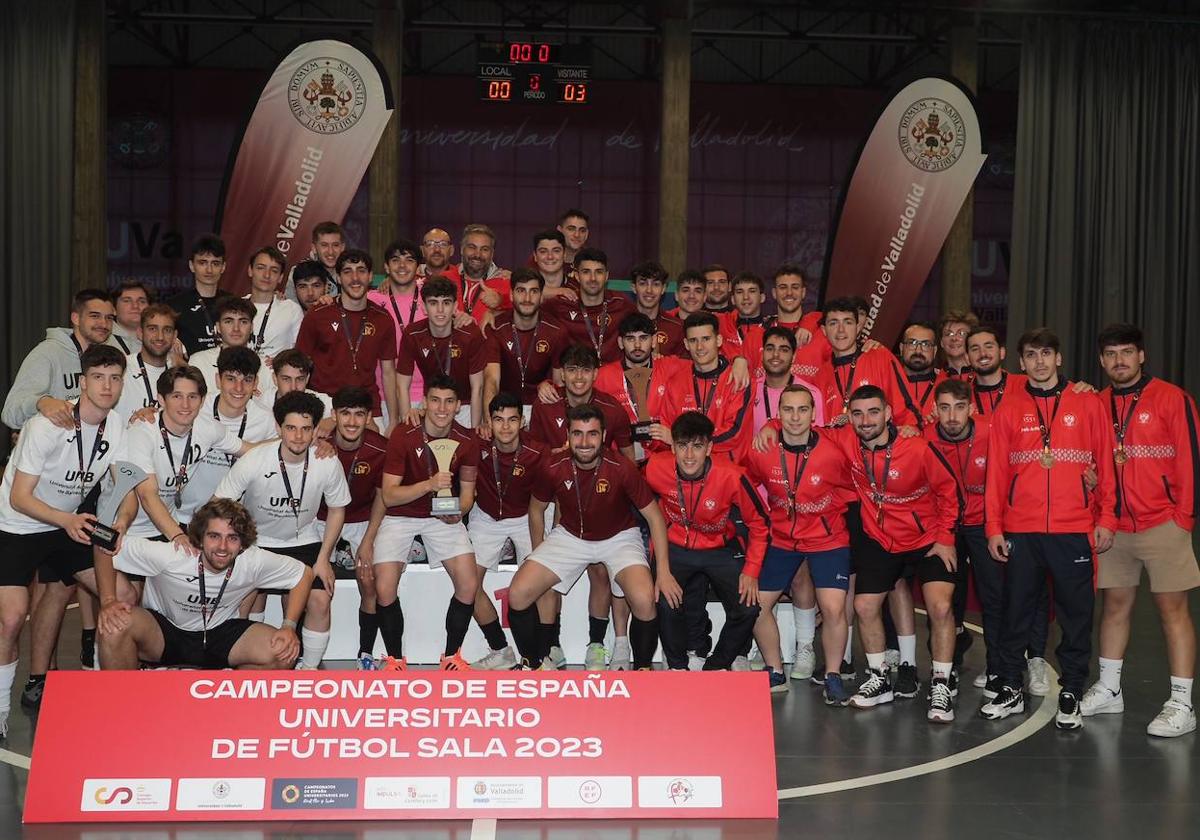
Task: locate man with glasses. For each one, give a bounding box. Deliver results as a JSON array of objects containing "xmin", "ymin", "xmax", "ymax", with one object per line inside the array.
[
  {"xmin": 938, "ymin": 310, "xmax": 979, "ymax": 381},
  {"xmin": 891, "ymin": 322, "xmax": 947, "ymax": 432}
]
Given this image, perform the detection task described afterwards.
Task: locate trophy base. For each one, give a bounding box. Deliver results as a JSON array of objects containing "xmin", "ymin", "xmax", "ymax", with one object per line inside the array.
[
  {"xmin": 431, "ymin": 496, "xmax": 461, "ymax": 516},
  {"xmin": 90, "ymin": 523, "xmax": 119, "ymax": 552}
]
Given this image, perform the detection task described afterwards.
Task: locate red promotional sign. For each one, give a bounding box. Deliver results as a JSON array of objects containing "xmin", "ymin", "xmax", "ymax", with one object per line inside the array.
[
  {"xmin": 214, "ymin": 39, "xmax": 394, "ymax": 295},
  {"xmin": 822, "ymin": 77, "xmax": 986, "ymax": 346},
  {"xmin": 25, "ymin": 671, "xmax": 778, "ymax": 822}
]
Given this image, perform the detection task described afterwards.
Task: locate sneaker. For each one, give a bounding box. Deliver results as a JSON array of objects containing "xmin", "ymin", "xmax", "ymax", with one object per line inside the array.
[
  {"xmin": 80, "ymin": 637, "xmax": 96, "ymax": 671},
  {"xmin": 823, "ymin": 673, "xmax": 851, "ymax": 706},
  {"xmin": 357, "ymin": 652, "xmax": 379, "ymax": 671},
  {"xmin": 1026, "ymin": 656, "xmax": 1051, "ymax": 696},
  {"xmin": 839, "ymin": 659, "xmax": 857, "ymax": 681},
  {"xmin": 440, "ymin": 651, "xmax": 473, "ymax": 671},
  {"xmin": 926, "ymin": 669, "xmax": 959, "ymax": 700},
  {"xmin": 791, "ymin": 642, "xmax": 816, "ymax": 681},
  {"xmin": 1055, "ymin": 691, "xmax": 1083, "ymax": 730},
  {"xmin": 473, "ymin": 646, "xmax": 518, "ymax": 671},
  {"xmin": 20, "ymin": 679, "xmax": 45, "ymax": 711},
  {"xmin": 980, "ymin": 685, "xmax": 1025, "ymax": 720},
  {"xmin": 883, "ymin": 648, "xmax": 900, "ymax": 671},
  {"xmin": 610, "ymin": 639, "xmax": 631, "ymax": 671},
  {"xmin": 894, "ymin": 663, "xmax": 920, "ymax": 699},
  {"xmin": 927, "ymin": 678, "xmax": 955, "ymax": 723},
  {"xmin": 513, "ymin": 659, "xmax": 535, "ymax": 671},
  {"xmin": 1146, "ymin": 699, "xmax": 1197, "ymax": 738},
  {"xmin": 379, "ymin": 656, "xmax": 408, "ymax": 671},
  {"xmin": 748, "ymin": 643, "xmax": 764, "ymax": 670},
  {"xmin": 973, "ymin": 672, "xmax": 989, "ymax": 689},
  {"xmin": 982, "ymin": 676, "xmax": 1003, "ymax": 700},
  {"xmin": 731, "ymin": 655, "xmax": 751, "ymax": 672},
  {"xmin": 584, "ymin": 643, "xmax": 608, "ymax": 671},
  {"xmin": 849, "ymin": 668, "xmax": 894, "ymax": 708},
  {"xmin": 763, "ymin": 666, "xmax": 788, "ymax": 694},
  {"xmin": 1080, "ymin": 682, "xmax": 1124, "ymax": 716},
  {"xmin": 687, "ymin": 651, "xmax": 706, "ymax": 671},
  {"xmin": 545, "ymin": 645, "xmax": 567, "ymax": 670}
]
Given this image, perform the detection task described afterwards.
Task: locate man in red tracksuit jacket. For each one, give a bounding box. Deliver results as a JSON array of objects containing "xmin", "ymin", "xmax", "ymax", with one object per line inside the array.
[
  {"xmin": 891, "ymin": 321, "xmax": 948, "ymax": 431},
  {"xmin": 965, "ymin": 325, "xmax": 1028, "ymax": 418},
  {"xmin": 830, "ymin": 384, "xmax": 961, "ymax": 721},
  {"xmin": 645, "ymin": 412, "xmax": 769, "ymax": 673},
  {"xmin": 1083, "ymin": 323, "xmax": 1200, "ymax": 737},
  {"xmin": 981, "ymin": 327, "xmax": 1116, "ymax": 731},
  {"xmin": 594, "ymin": 313, "xmax": 672, "ymax": 464},
  {"xmin": 820, "ymin": 297, "xmax": 908, "ymax": 422}
]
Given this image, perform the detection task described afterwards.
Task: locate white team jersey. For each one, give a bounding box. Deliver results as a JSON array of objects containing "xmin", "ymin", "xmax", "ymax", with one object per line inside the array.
[
  {"xmin": 213, "ymin": 443, "xmax": 350, "ymax": 548},
  {"xmin": 245, "ymin": 296, "xmax": 304, "ymax": 359},
  {"xmin": 114, "ymin": 537, "xmax": 305, "ymax": 631},
  {"xmin": 188, "ymin": 399, "xmax": 277, "ymax": 505},
  {"xmin": 115, "ymin": 353, "xmax": 165, "ymax": 421},
  {"xmin": 187, "ymin": 347, "xmax": 222, "ymax": 398},
  {"xmin": 0, "ymin": 411, "xmax": 126, "ymax": 535},
  {"xmin": 124, "ymin": 415, "xmax": 244, "ymax": 537}
]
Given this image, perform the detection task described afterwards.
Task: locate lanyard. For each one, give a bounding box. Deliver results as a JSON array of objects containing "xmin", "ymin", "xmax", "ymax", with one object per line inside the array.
[
  {"xmin": 492, "ymin": 444, "xmax": 520, "ymax": 518},
  {"xmin": 860, "ymin": 438, "xmax": 894, "ymax": 526},
  {"xmin": 674, "ymin": 465, "xmax": 708, "ymax": 546},
  {"xmin": 972, "ymin": 371, "xmax": 1008, "ymax": 414},
  {"xmin": 894, "ymin": 365, "xmax": 936, "ymax": 429},
  {"xmin": 431, "ymin": 334, "xmax": 455, "ymax": 376},
  {"xmin": 213, "ymin": 401, "xmax": 248, "ymax": 465},
  {"xmin": 946, "ymin": 424, "xmax": 976, "ymax": 488},
  {"xmin": 114, "ymin": 334, "xmax": 131, "ymax": 354},
  {"xmin": 337, "ymin": 305, "xmax": 370, "ymax": 372},
  {"xmin": 692, "ymin": 363, "xmax": 725, "ymax": 414},
  {"xmin": 253, "ymin": 297, "xmax": 274, "ymax": 352},
  {"xmin": 277, "ymin": 445, "xmax": 310, "ymax": 538},
  {"xmin": 833, "ymin": 353, "xmax": 860, "ymax": 413},
  {"xmin": 779, "ymin": 437, "xmax": 815, "ymax": 537},
  {"xmin": 197, "ymin": 558, "xmax": 235, "ymax": 648},
  {"xmin": 73, "ymin": 403, "xmax": 108, "ymax": 499},
  {"xmin": 135, "ymin": 353, "xmax": 155, "ymax": 406},
  {"xmin": 386, "ymin": 285, "xmax": 419, "ymax": 331},
  {"xmin": 623, "ymin": 360, "xmax": 651, "ymax": 419},
  {"xmin": 570, "ymin": 460, "xmax": 598, "ymax": 539},
  {"xmin": 1032, "ymin": 388, "xmax": 1063, "ymax": 464},
  {"xmin": 762, "ymin": 376, "xmax": 793, "ymax": 420},
  {"xmin": 735, "ymin": 316, "xmax": 760, "ymax": 345},
  {"xmin": 70, "ymin": 333, "xmax": 85, "ymax": 358},
  {"xmin": 580, "ymin": 299, "xmax": 610, "ymax": 355},
  {"xmin": 1110, "ymin": 382, "xmax": 1145, "ymax": 464},
  {"xmin": 512, "ymin": 322, "xmax": 539, "ymax": 391},
  {"xmin": 159, "ymin": 414, "xmax": 195, "ymax": 509}
]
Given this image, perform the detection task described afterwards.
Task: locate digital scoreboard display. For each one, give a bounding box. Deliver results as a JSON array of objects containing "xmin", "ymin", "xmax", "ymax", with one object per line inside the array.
[{"xmin": 477, "ymin": 42, "xmax": 591, "ymax": 104}]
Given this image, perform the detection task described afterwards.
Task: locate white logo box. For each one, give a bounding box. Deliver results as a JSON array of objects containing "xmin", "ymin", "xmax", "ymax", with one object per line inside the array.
[
  {"xmin": 176, "ymin": 778, "xmax": 266, "ymax": 811},
  {"xmin": 637, "ymin": 776, "xmax": 723, "ymax": 808},
  {"xmin": 81, "ymin": 779, "xmax": 172, "ymax": 812},
  {"xmin": 455, "ymin": 776, "xmax": 542, "ymax": 808},
  {"xmin": 363, "ymin": 777, "xmax": 452, "ymax": 810},
  {"xmin": 547, "ymin": 776, "xmax": 633, "ymax": 808}
]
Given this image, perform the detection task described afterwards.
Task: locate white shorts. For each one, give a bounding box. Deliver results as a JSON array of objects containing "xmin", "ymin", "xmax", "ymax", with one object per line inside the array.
[
  {"xmin": 528, "ymin": 526, "xmax": 648, "ymax": 598},
  {"xmin": 314, "ymin": 519, "xmax": 410, "ymax": 569},
  {"xmin": 377, "ymin": 515, "xmax": 474, "ymax": 568},
  {"xmin": 469, "ymin": 507, "xmax": 532, "ymax": 570}
]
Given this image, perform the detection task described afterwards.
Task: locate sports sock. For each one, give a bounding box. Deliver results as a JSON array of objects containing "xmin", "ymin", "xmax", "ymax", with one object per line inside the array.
[
  {"xmin": 630, "ymin": 616, "xmax": 659, "ymax": 669},
  {"xmin": 865, "ymin": 651, "xmax": 885, "ymax": 672},
  {"xmin": 444, "ymin": 597, "xmax": 474, "ymax": 656},
  {"xmin": 844, "ymin": 626, "xmax": 855, "ymax": 662},
  {"xmin": 588, "ymin": 615, "xmax": 609, "ymax": 645},
  {"xmin": 898, "ymin": 634, "xmax": 917, "ymax": 666},
  {"xmin": 508, "ymin": 604, "xmax": 540, "ymax": 666},
  {"xmin": 792, "ymin": 606, "xmax": 817, "ymax": 646},
  {"xmin": 80, "ymin": 628, "xmax": 95, "ymax": 646},
  {"xmin": 358, "ymin": 609, "xmax": 379, "ymax": 657},
  {"xmin": 299, "ymin": 628, "xmax": 330, "ymax": 669},
  {"xmin": 1098, "ymin": 656, "xmax": 1123, "ymax": 693},
  {"xmin": 1170, "ymin": 676, "xmax": 1194, "ymax": 708},
  {"xmin": 551, "ymin": 614, "xmax": 563, "ymax": 647},
  {"xmin": 0, "ymin": 661, "xmax": 16, "ymax": 716},
  {"xmin": 932, "ymin": 660, "xmax": 952, "ymax": 680},
  {"xmin": 376, "ymin": 600, "xmax": 405, "ymax": 657},
  {"xmin": 26, "ymin": 674, "xmax": 46, "ymax": 688},
  {"xmin": 248, "ymin": 611, "xmax": 266, "ymax": 624},
  {"xmin": 480, "ymin": 619, "xmax": 508, "ymax": 651}
]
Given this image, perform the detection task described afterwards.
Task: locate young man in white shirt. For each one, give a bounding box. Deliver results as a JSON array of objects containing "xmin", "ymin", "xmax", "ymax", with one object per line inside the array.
[
  {"xmin": 188, "ymin": 297, "xmax": 256, "ymax": 396},
  {"xmin": 214, "ymin": 391, "xmax": 350, "ymax": 669},
  {"xmin": 96, "ymin": 498, "xmax": 314, "ymax": 670},
  {"xmin": 245, "ymin": 246, "xmax": 304, "ymax": 359},
  {"xmin": 110, "ymin": 280, "xmax": 150, "ymax": 356},
  {"xmin": 115, "ymin": 304, "xmax": 177, "ymax": 421}
]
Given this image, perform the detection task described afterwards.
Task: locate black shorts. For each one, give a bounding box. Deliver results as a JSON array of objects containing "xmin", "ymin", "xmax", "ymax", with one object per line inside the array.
[
  {"xmin": 845, "ymin": 502, "xmax": 871, "ymax": 556},
  {"xmin": 265, "ymin": 542, "xmax": 325, "ymax": 591},
  {"xmin": 854, "ymin": 535, "xmax": 956, "ymax": 595},
  {"xmin": 149, "ymin": 610, "xmax": 255, "ymax": 669},
  {"xmin": 0, "ymin": 528, "xmax": 92, "ymax": 587}
]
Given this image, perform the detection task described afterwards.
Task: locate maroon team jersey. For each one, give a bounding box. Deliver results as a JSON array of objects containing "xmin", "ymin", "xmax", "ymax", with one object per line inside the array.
[
  {"xmin": 647, "ymin": 311, "xmax": 687, "ymax": 358},
  {"xmin": 397, "ymin": 319, "xmax": 488, "ymax": 398},
  {"xmin": 527, "ymin": 387, "xmax": 634, "ymax": 453},
  {"xmin": 474, "ymin": 436, "xmax": 546, "ymax": 520},
  {"xmin": 382, "ymin": 422, "xmax": 480, "ymax": 518},
  {"xmin": 320, "ymin": 429, "xmax": 388, "ymax": 524},
  {"xmin": 543, "ymin": 292, "xmax": 636, "ymax": 363},
  {"xmin": 295, "ymin": 301, "xmax": 397, "ymax": 412},
  {"xmin": 532, "ymin": 451, "xmax": 656, "ymax": 540},
  {"xmin": 484, "ymin": 313, "xmax": 571, "ymax": 405}
]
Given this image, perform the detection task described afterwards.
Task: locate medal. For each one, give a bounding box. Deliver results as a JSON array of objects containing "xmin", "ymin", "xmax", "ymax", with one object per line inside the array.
[
  {"xmin": 1113, "ymin": 445, "xmax": 1128, "ymax": 465},
  {"xmin": 1031, "ymin": 387, "xmax": 1063, "ymax": 472},
  {"xmin": 1110, "ymin": 384, "xmax": 1144, "ymax": 468},
  {"xmin": 1039, "ymin": 447, "xmax": 1055, "ymax": 469}
]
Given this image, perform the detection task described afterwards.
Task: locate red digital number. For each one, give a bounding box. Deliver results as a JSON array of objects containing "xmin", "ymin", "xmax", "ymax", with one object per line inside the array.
[
  {"xmin": 563, "ymin": 83, "xmax": 588, "ymax": 103},
  {"xmin": 538, "ymin": 43, "xmax": 551, "ymax": 62},
  {"xmin": 529, "ymin": 73, "xmax": 541, "ymax": 92},
  {"xmin": 488, "ymin": 80, "xmax": 512, "ymax": 100}
]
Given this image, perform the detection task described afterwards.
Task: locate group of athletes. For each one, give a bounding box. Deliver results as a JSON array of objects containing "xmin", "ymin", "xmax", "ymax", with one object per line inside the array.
[{"xmin": 0, "ymin": 211, "xmax": 1195, "ymax": 741}]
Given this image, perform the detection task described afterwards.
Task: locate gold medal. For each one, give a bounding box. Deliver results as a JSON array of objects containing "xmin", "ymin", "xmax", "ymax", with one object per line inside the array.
[
  {"xmin": 1039, "ymin": 448, "xmax": 1055, "ymax": 469},
  {"xmin": 1114, "ymin": 446, "xmax": 1128, "ymax": 465}
]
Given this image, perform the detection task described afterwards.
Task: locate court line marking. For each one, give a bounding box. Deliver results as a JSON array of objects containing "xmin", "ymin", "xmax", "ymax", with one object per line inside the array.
[{"xmin": 0, "ymin": 749, "xmax": 30, "ymax": 770}]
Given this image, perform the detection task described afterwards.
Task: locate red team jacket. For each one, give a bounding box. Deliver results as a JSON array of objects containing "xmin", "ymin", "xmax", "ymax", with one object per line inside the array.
[
  {"xmin": 642, "ymin": 451, "xmax": 770, "ymax": 578},
  {"xmin": 889, "ymin": 363, "xmax": 947, "ymax": 430},
  {"xmin": 653, "ymin": 356, "xmax": 754, "ymax": 461},
  {"xmin": 824, "ymin": 347, "xmax": 908, "ymax": 419},
  {"xmin": 1101, "ymin": 375, "xmax": 1200, "ymax": 533},
  {"xmin": 923, "ymin": 417, "xmax": 990, "ymax": 527},
  {"xmin": 985, "ymin": 381, "xmax": 1117, "ymax": 538},
  {"xmin": 971, "ymin": 371, "xmax": 1028, "ymax": 418}
]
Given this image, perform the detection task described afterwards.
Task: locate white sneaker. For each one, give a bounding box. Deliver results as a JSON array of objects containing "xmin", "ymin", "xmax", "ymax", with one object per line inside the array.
[
  {"xmin": 545, "ymin": 645, "xmax": 567, "ymax": 670},
  {"xmin": 1080, "ymin": 681, "xmax": 1124, "ymax": 716},
  {"xmin": 883, "ymin": 648, "xmax": 900, "ymax": 672},
  {"xmin": 973, "ymin": 672, "xmax": 989, "ymax": 689},
  {"xmin": 610, "ymin": 639, "xmax": 631, "ymax": 671},
  {"xmin": 1026, "ymin": 656, "xmax": 1051, "ymax": 696},
  {"xmin": 731, "ymin": 655, "xmax": 751, "ymax": 672},
  {"xmin": 791, "ymin": 642, "xmax": 816, "ymax": 681},
  {"xmin": 584, "ymin": 643, "xmax": 608, "ymax": 671},
  {"xmin": 472, "ymin": 646, "xmax": 518, "ymax": 671},
  {"xmin": 1147, "ymin": 700, "xmax": 1197, "ymax": 738},
  {"xmin": 748, "ymin": 644, "xmax": 765, "ymax": 670},
  {"xmin": 687, "ymin": 651, "xmax": 705, "ymax": 671}
]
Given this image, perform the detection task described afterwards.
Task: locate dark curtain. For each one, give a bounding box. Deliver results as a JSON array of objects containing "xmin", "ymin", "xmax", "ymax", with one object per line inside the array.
[{"xmin": 1008, "ymin": 19, "xmax": 1200, "ymax": 395}]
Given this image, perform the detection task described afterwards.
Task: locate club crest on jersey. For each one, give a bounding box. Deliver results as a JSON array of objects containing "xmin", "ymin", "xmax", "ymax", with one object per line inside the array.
[
  {"xmin": 450, "ymin": 345, "xmax": 462, "ymax": 358},
  {"xmin": 596, "ymin": 479, "xmax": 610, "ymax": 494},
  {"xmin": 704, "ymin": 498, "xmax": 716, "ymax": 510},
  {"xmin": 975, "ymin": 456, "xmax": 987, "ymax": 468},
  {"xmin": 513, "ymin": 464, "xmax": 525, "ymax": 476},
  {"xmin": 353, "ymin": 462, "xmax": 371, "ymax": 475},
  {"xmin": 1138, "ymin": 411, "xmax": 1152, "ymax": 424},
  {"xmin": 810, "ymin": 474, "xmax": 822, "ymax": 485},
  {"xmin": 536, "ymin": 339, "xmax": 550, "ymax": 353},
  {"xmin": 1063, "ymin": 414, "xmax": 1077, "ymax": 427},
  {"xmin": 888, "ymin": 468, "xmax": 901, "ymax": 479},
  {"xmin": 363, "ymin": 322, "xmax": 377, "ymax": 336}
]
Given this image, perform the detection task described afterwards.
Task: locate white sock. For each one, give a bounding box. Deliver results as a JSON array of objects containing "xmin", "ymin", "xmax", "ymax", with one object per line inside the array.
[
  {"xmin": 0, "ymin": 661, "xmax": 16, "ymax": 716},
  {"xmin": 792, "ymin": 606, "xmax": 817, "ymax": 646},
  {"xmin": 843, "ymin": 626, "xmax": 855, "ymax": 662},
  {"xmin": 248, "ymin": 611, "xmax": 266, "ymax": 624},
  {"xmin": 898, "ymin": 634, "xmax": 917, "ymax": 665},
  {"xmin": 299, "ymin": 628, "xmax": 330, "ymax": 669},
  {"xmin": 1098, "ymin": 657, "xmax": 1123, "ymax": 693},
  {"xmin": 866, "ymin": 651, "xmax": 885, "ymax": 672},
  {"xmin": 1170, "ymin": 676, "xmax": 1194, "ymax": 708},
  {"xmin": 932, "ymin": 660, "xmax": 952, "ymax": 680}
]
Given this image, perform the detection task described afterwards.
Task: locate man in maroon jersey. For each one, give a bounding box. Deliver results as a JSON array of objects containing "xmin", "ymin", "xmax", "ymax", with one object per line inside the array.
[
  {"xmin": 630, "ymin": 260, "xmax": 686, "ymax": 358},
  {"xmin": 506, "ymin": 405, "xmax": 669, "ymax": 670},
  {"xmin": 294, "ymin": 249, "xmax": 398, "ymax": 432},
  {"xmin": 397, "ymin": 276, "xmax": 488, "ymax": 430},
  {"xmin": 544, "ymin": 248, "xmax": 635, "ymax": 364},
  {"xmin": 529, "ymin": 344, "xmax": 634, "ymax": 458},
  {"xmin": 378, "ymin": 375, "xmax": 481, "ymax": 670}
]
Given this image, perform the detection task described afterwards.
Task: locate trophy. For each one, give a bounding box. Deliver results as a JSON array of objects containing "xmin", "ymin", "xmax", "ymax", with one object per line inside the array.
[
  {"xmin": 427, "ymin": 438, "xmax": 461, "ymax": 516},
  {"xmin": 632, "ymin": 416, "xmax": 659, "ymax": 443},
  {"xmin": 89, "ymin": 461, "xmax": 147, "ymax": 551}
]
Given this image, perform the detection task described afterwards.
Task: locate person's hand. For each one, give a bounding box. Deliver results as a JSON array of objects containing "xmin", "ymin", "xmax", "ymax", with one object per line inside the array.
[
  {"xmin": 314, "ymin": 558, "xmax": 336, "ymax": 593},
  {"xmin": 428, "ymin": 471, "xmax": 453, "ymax": 493},
  {"xmin": 927, "ymin": 542, "xmax": 957, "ymax": 573},
  {"xmin": 898, "ymin": 424, "xmax": 920, "ymax": 438},
  {"xmin": 435, "ymin": 514, "xmax": 462, "ymax": 525},
  {"xmin": 860, "ymin": 338, "xmax": 884, "ymax": 353},
  {"xmin": 729, "ymin": 356, "xmax": 750, "ymax": 389},
  {"xmin": 97, "ymin": 600, "xmax": 132, "ymax": 636},
  {"xmin": 63, "ymin": 512, "xmax": 97, "ymax": 544},
  {"xmin": 129, "ymin": 405, "xmax": 159, "ymax": 425},
  {"xmin": 171, "ymin": 532, "xmax": 200, "ymax": 556},
  {"xmin": 648, "ymin": 423, "xmax": 672, "ymax": 445},
  {"xmin": 270, "ymin": 627, "xmax": 300, "ymax": 666},
  {"xmin": 753, "ymin": 424, "xmax": 778, "ymax": 452},
  {"xmin": 314, "ymin": 438, "xmax": 336, "ymax": 459},
  {"xmin": 36, "ymin": 397, "xmax": 76, "ymax": 429},
  {"xmin": 170, "ymin": 338, "xmax": 188, "ymax": 363},
  {"xmin": 477, "ymin": 420, "xmax": 493, "ymax": 440},
  {"xmin": 537, "ymin": 380, "xmax": 560, "ymax": 404},
  {"xmin": 405, "ymin": 407, "xmax": 424, "ymax": 427},
  {"xmin": 316, "ymin": 294, "xmax": 336, "ymax": 308},
  {"xmin": 655, "ymin": 573, "xmax": 683, "ymax": 609},
  {"xmin": 355, "ymin": 545, "xmax": 376, "ymax": 584},
  {"xmin": 794, "ymin": 327, "xmax": 812, "ymax": 348},
  {"xmin": 452, "ymin": 311, "xmax": 475, "ymax": 330},
  {"xmin": 1083, "ymin": 465, "xmax": 1098, "ymax": 490},
  {"xmin": 738, "ymin": 574, "xmax": 759, "ymax": 607},
  {"xmin": 1072, "ymin": 381, "xmax": 1097, "ymax": 394},
  {"xmin": 479, "ymin": 287, "xmax": 502, "ymax": 310},
  {"xmin": 1094, "ymin": 527, "xmax": 1114, "ymax": 554},
  {"xmin": 987, "ymin": 534, "xmax": 1009, "ymax": 563},
  {"xmin": 544, "ymin": 286, "xmax": 578, "ymax": 302}
]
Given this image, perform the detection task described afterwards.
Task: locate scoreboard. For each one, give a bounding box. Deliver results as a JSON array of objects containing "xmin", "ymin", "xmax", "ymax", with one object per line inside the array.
[{"xmin": 477, "ymin": 42, "xmax": 592, "ymax": 104}]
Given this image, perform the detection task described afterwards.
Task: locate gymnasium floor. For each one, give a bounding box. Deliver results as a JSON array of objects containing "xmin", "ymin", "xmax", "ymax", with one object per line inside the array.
[{"xmin": 2, "ymin": 587, "xmax": 1197, "ymax": 839}]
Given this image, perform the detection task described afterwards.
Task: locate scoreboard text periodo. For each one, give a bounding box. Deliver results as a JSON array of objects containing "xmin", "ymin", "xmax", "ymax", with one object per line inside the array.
[{"xmin": 477, "ymin": 42, "xmax": 592, "ymax": 105}]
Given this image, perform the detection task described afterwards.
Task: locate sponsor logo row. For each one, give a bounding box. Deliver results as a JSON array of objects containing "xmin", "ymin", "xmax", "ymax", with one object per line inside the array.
[{"xmin": 81, "ymin": 775, "xmax": 723, "ymax": 811}]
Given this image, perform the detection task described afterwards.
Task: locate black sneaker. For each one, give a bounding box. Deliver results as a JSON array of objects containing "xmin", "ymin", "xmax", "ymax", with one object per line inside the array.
[
  {"xmin": 20, "ymin": 678, "xmax": 45, "ymax": 711},
  {"xmin": 983, "ymin": 675, "xmax": 1003, "ymax": 700},
  {"xmin": 894, "ymin": 663, "xmax": 920, "ymax": 699},
  {"xmin": 839, "ymin": 659, "xmax": 857, "ymax": 681},
  {"xmin": 927, "ymin": 677, "xmax": 955, "ymax": 723},
  {"xmin": 1055, "ymin": 691, "xmax": 1083, "ymax": 731},
  {"xmin": 926, "ymin": 668, "xmax": 960, "ymax": 700},
  {"xmin": 849, "ymin": 667, "xmax": 894, "ymax": 708},
  {"xmin": 980, "ymin": 685, "xmax": 1025, "ymax": 720}
]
